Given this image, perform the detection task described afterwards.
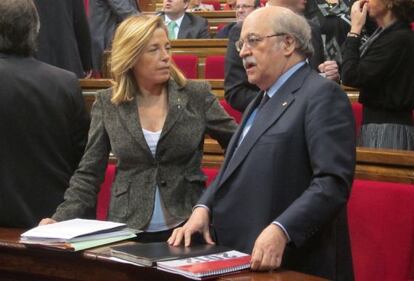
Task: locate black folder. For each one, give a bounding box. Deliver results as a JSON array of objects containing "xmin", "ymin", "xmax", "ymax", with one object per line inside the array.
[{"xmin": 110, "ymin": 242, "xmax": 230, "ymax": 266}]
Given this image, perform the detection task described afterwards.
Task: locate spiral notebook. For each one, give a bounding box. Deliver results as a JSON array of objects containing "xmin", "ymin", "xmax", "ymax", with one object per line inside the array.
[{"xmin": 157, "ymin": 250, "xmax": 251, "ymax": 280}]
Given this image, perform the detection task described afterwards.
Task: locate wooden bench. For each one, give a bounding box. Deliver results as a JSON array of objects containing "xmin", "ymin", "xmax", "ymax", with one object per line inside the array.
[
  {"xmin": 102, "ymin": 39, "xmax": 228, "ymax": 78},
  {"xmin": 202, "ymin": 138, "xmax": 414, "ymax": 183},
  {"xmin": 80, "ymin": 79, "xmax": 225, "ymax": 113},
  {"xmin": 80, "ymin": 78, "xmax": 359, "ymax": 109},
  {"xmin": 192, "ymin": 11, "xmax": 236, "ymax": 36}
]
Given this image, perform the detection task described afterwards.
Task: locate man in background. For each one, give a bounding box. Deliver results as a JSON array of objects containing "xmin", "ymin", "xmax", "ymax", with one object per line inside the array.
[
  {"xmin": 0, "ymin": 0, "xmax": 90, "ymax": 228},
  {"xmin": 224, "ymin": 0, "xmax": 339, "ymax": 112},
  {"xmin": 216, "ymin": 0, "xmax": 260, "ymax": 38},
  {"xmin": 34, "ymin": 0, "xmax": 92, "ymax": 78},
  {"xmin": 159, "ymin": 0, "xmax": 210, "ymax": 39},
  {"xmin": 89, "ymin": 0, "xmax": 139, "ymax": 73}
]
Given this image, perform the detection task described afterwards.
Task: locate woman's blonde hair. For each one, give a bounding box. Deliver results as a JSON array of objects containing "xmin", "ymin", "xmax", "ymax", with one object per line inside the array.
[{"xmin": 110, "ymin": 15, "xmax": 187, "ymax": 105}]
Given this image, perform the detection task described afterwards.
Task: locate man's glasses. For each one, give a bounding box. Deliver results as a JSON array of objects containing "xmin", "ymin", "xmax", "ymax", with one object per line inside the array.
[
  {"xmin": 235, "ymin": 4, "xmax": 254, "ymax": 9},
  {"xmin": 235, "ymin": 33, "xmax": 287, "ymax": 52}
]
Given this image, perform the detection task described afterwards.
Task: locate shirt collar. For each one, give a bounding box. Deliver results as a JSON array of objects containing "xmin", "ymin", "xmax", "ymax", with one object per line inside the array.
[
  {"xmin": 165, "ymin": 14, "xmax": 185, "ymax": 28},
  {"xmin": 266, "ymin": 61, "xmax": 306, "ymax": 98}
]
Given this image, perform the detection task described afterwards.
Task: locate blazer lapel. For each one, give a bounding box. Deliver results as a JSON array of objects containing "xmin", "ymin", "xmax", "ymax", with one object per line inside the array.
[
  {"xmin": 117, "ymin": 97, "xmax": 153, "ymax": 158},
  {"xmin": 160, "ymin": 80, "xmax": 188, "ymax": 140},
  {"xmin": 218, "ymin": 64, "xmax": 311, "ymax": 186}
]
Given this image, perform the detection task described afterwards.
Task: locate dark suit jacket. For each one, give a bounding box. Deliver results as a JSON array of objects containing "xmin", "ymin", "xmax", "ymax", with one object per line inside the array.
[
  {"xmin": 0, "ymin": 54, "xmax": 90, "ymax": 228},
  {"xmin": 160, "ymin": 12, "xmax": 210, "ymax": 39},
  {"xmin": 52, "ymin": 80, "xmax": 237, "ymax": 229},
  {"xmin": 200, "ymin": 64, "xmax": 355, "ymax": 281},
  {"xmin": 34, "ymin": 0, "xmax": 92, "ymax": 78},
  {"xmin": 216, "ymin": 22, "xmax": 236, "ymax": 38},
  {"xmin": 224, "ymin": 22, "xmax": 325, "ymax": 112},
  {"xmin": 89, "ymin": 0, "xmax": 139, "ymax": 71}
]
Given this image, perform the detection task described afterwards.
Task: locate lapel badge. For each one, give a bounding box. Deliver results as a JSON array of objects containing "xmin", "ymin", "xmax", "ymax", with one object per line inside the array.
[{"xmin": 282, "ymin": 101, "xmax": 288, "ymax": 107}]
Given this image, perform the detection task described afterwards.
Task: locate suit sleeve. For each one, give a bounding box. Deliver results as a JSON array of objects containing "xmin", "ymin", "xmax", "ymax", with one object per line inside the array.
[
  {"xmin": 308, "ymin": 22, "xmax": 325, "ymax": 69},
  {"xmin": 204, "ymin": 92, "xmax": 237, "ymax": 149},
  {"xmin": 197, "ymin": 17, "xmax": 210, "ymax": 38},
  {"xmin": 73, "ymin": 0, "xmax": 93, "ymax": 72},
  {"xmin": 276, "ymin": 82, "xmax": 356, "ymax": 247},
  {"xmin": 224, "ymin": 24, "xmax": 260, "ymax": 112},
  {"xmin": 68, "ymin": 75, "xmax": 90, "ymax": 168},
  {"xmin": 53, "ymin": 93, "xmax": 111, "ymax": 221},
  {"xmin": 107, "ymin": 0, "xmax": 139, "ymax": 19},
  {"xmin": 341, "ymin": 34, "xmax": 407, "ymax": 88}
]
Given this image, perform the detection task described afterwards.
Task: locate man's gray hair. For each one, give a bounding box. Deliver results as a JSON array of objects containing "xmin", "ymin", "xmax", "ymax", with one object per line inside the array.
[
  {"xmin": 270, "ymin": 8, "xmax": 314, "ymax": 58},
  {"xmin": 0, "ymin": 0, "xmax": 40, "ymax": 56}
]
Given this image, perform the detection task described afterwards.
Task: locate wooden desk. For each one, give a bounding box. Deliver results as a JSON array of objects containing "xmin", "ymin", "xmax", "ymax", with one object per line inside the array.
[
  {"xmin": 0, "ymin": 228, "xmax": 327, "ymax": 281},
  {"xmin": 80, "ymin": 79, "xmax": 225, "ymax": 114}
]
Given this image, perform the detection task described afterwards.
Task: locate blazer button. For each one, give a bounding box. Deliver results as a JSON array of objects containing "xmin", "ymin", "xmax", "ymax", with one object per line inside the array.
[{"xmin": 160, "ymin": 180, "xmax": 167, "ymax": 187}]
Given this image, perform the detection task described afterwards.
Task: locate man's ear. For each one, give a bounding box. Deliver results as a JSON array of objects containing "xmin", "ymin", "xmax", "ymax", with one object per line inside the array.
[
  {"xmin": 281, "ymin": 36, "xmax": 296, "ymax": 56},
  {"xmin": 184, "ymin": 0, "xmax": 190, "ymax": 9}
]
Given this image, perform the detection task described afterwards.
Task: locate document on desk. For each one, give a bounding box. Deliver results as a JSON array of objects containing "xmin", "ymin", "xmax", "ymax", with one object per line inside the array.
[{"xmin": 20, "ymin": 218, "xmax": 137, "ymax": 251}]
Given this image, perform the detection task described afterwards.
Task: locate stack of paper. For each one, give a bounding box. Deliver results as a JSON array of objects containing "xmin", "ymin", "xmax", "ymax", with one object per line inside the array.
[{"xmin": 20, "ymin": 218, "xmax": 137, "ymax": 251}]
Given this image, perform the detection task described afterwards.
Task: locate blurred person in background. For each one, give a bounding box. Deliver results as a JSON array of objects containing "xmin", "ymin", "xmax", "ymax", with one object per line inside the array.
[
  {"xmin": 89, "ymin": 0, "xmax": 139, "ymax": 74},
  {"xmin": 0, "ymin": 0, "xmax": 90, "ymax": 228},
  {"xmin": 34, "ymin": 0, "xmax": 93, "ymax": 78},
  {"xmin": 341, "ymin": 0, "xmax": 414, "ymax": 149}
]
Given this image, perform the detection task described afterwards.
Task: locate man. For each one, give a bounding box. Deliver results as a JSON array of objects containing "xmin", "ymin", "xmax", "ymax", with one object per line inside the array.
[
  {"xmin": 34, "ymin": 0, "xmax": 92, "ymax": 78},
  {"xmin": 216, "ymin": 0, "xmax": 260, "ymax": 38},
  {"xmin": 0, "ymin": 0, "xmax": 90, "ymax": 228},
  {"xmin": 89, "ymin": 0, "xmax": 139, "ymax": 72},
  {"xmin": 169, "ymin": 7, "xmax": 355, "ymax": 281},
  {"xmin": 224, "ymin": 0, "xmax": 338, "ymax": 112},
  {"xmin": 159, "ymin": 0, "xmax": 210, "ymax": 39}
]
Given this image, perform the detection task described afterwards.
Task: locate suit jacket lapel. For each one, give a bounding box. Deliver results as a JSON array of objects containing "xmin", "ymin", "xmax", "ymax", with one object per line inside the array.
[
  {"xmin": 117, "ymin": 96, "xmax": 153, "ymax": 158},
  {"xmin": 217, "ymin": 91, "xmax": 263, "ymax": 174},
  {"xmin": 218, "ymin": 64, "xmax": 311, "ymax": 186},
  {"xmin": 160, "ymin": 80, "xmax": 188, "ymax": 140},
  {"xmin": 177, "ymin": 14, "xmax": 190, "ymax": 38}
]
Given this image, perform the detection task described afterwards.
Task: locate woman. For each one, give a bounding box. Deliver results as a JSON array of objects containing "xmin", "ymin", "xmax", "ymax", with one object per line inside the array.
[
  {"xmin": 341, "ymin": 0, "xmax": 414, "ymax": 149},
  {"xmin": 40, "ymin": 15, "xmax": 237, "ymax": 242}
]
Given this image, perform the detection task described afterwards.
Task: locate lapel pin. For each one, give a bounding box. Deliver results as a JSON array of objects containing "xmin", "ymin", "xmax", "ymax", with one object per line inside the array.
[{"xmin": 282, "ymin": 101, "xmax": 288, "ymax": 106}]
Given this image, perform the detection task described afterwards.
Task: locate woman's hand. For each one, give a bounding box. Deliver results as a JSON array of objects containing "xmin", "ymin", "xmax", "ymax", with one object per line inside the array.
[
  {"xmin": 39, "ymin": 218, "xmax": 57, "ymax": 225},
  {"xmin": 350, "ymin": 0, "xmax": 368, "ymax": 34}
]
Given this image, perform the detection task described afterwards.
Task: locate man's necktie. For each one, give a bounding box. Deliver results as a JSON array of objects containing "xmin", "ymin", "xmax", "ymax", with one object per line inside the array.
[
  {"xmin": 167, "ymin": 21, "xmax": 177, "ymax": 40},
  {"xmin": 257, "ymin": 92, "xmax": 270, "ymax": 110}
]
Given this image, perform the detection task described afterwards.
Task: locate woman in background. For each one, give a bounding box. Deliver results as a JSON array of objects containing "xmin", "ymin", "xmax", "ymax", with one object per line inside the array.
[
  {"xmin": 40, "ymin": 15, "xmax": 237, "ymax": 242},
  {"xmin": 341, "ymin": 0, "xmax": 414, "ymax": 149}
]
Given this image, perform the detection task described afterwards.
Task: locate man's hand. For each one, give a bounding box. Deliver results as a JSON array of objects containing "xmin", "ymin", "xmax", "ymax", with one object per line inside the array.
[
  {"xmin": 39, "ymin": 218, "xmax": 57, "ymax": 225},
  {"xmin": 168, "ymin": 207, "xmax": 214, "ymax": 247},
  {"xmin": 318, "ymin": 60, "xmax": 339, "ymax": 81},
  {"xmin": 250, "ymin": 224, "xmax": 288, "ymax": 271}
]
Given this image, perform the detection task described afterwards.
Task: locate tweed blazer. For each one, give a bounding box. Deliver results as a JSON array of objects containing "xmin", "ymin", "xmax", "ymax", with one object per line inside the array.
[{"xmin": 52, "ymin": 79, "xmax": 237, "ymax": 229}]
